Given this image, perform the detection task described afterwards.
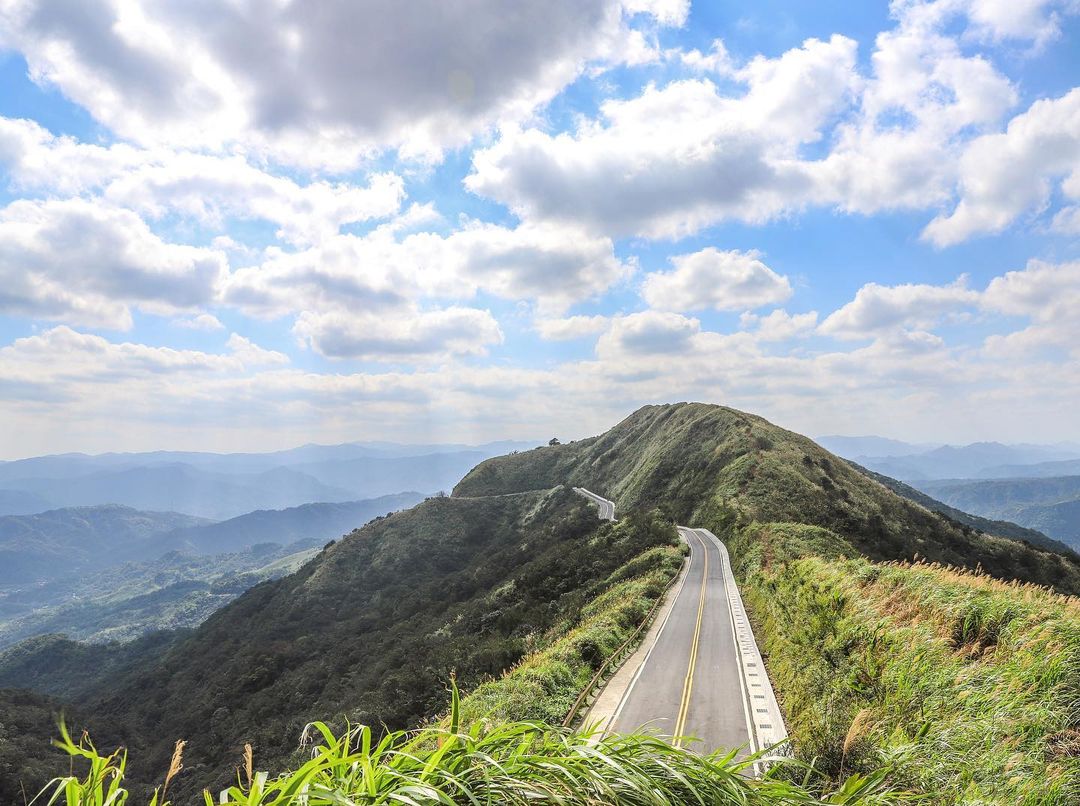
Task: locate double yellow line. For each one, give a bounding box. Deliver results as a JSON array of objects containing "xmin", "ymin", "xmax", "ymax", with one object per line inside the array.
[{"xmin": 673, "ymin": 529, "xmax": 708, "ymax": 746}]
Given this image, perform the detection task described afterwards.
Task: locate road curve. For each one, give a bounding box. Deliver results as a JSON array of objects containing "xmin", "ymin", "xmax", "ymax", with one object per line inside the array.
[{"xmin": 573, "ymin": 487, "xmax": 616, "ymax": 521}]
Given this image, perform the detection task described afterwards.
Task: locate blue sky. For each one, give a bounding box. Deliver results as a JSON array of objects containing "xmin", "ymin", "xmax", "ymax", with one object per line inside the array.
[{"xmin": 0, "ymin": 0, "xmax": 1078, "ymax": 458}]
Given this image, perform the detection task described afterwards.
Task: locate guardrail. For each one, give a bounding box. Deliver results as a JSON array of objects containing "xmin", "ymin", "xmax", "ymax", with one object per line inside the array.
[{"xmin": 562, "ymin": 556, "xmax": 684, "ymax": 728}]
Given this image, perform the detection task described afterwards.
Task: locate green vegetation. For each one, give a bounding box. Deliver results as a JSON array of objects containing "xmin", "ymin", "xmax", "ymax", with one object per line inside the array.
[
  {"xmin": 10, "ymin": 402, "xmax": 1080, "ymax": 803},
  {"xmin": 852, "ymin": 463, "xmax": 1076, "ymax": 555},
  {"xmin": 0, "ymin": 631, "xmax": 179, "ymax": 700},
  {"xmin": 0, "ymin": 545, "xmax": 318, "ymax": 649},
  {"xmin": 0, "ymin": 495, "xmax": 422, "ymax": 649},
  {"xmin": 728, "ymin": 521, "xmax": 1080, "ymax": 803},
  {"xmin": 457, "ymin": 540, "xmax": 682, "ymax": 726},
  {"xmin": 39, "ymin": 684, "xmax": 905, "ymax": 805},
  {"xmin": 456, "ymin": 403, "xmax": 1080, "ymax": 593},
  {"xmin": 916, "ymin": 476, "xmax": 1080, "ymax": 549},
  {"xmin": 0, "ymin": 689, "xmax": 86, "ymax": 805},
  {"xmin": 5, "ymin": 488, "xmax": 681, "ymax": 800}
]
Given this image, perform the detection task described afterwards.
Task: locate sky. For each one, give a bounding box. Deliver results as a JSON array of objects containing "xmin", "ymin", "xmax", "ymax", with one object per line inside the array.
[{"xmin": 0, "ymin": 0, "xmax": 1078, "ymax": 459}]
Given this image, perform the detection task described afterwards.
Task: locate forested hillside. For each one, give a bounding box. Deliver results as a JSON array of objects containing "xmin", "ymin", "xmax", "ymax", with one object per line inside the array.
[
  {"xmin": 457, "ymin": 403, "xmax": 1080, "ymax": 593},
  {"xmin": 8, "ymin": 403, "xmax": 1080, "ymax": 803},
  {"xmin": 0, "ymin": 505, "xmax": 207, "ymax": 585},
  {"xmin": 852, "ymin": 463, "xmax": 1076, "ymax": 554},
  {"xmin": 916, "ymin": 475, "xmax": 1080, "ymax": 548},
  {"xmin": 6, "ymin": 488, "xmax": 679, "ymax": 800}
]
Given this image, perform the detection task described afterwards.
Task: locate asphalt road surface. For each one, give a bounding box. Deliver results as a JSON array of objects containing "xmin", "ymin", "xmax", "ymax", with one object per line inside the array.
[
  {"xmin": 607, "ymin": 526, "xmax": 753, "ymax": 754},
  {"xmin": 573, "ymin": 487, "xmax": 616, "ymax": 521}
]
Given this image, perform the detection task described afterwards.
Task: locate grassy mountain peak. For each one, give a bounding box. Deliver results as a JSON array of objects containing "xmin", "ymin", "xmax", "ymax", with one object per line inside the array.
[{"xmin": 456, "ymin": 402, "xmax": 1080, "ymax": 591}]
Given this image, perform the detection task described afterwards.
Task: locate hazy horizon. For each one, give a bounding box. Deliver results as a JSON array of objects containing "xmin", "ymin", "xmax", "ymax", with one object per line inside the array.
[{"xmin": 1, "ymin": 1, "xmax": 1078, "ymax": 456}]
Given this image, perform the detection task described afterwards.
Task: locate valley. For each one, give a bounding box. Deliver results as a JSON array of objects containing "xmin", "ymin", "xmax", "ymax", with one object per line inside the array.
[{"xmin": 3, "ymin": 403, "xmax": 1079, "ymax": 804}]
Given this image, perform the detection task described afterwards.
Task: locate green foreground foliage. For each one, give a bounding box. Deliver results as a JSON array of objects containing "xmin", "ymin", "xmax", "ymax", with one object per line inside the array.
[
  {"xmin": 40, "ymin": 685, "xmax": 906, "ymax": 806},
  {"xmin": 729, "ymin": 521, "xmax": 1080, "ymax": 804},
  {"xmin": 5, "ymin": 490, "xmax": 684, "ymax": 800},
  {"xmin": 11, "ymin": 402, "xmax": 1080, "ymax": 804}
]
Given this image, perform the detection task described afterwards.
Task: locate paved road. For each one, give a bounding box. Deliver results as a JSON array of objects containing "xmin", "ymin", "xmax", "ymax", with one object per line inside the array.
[
  {"xmin": 573, "ymin": 487, "xmax": 616, "ymax": 521},
  {"xmin": 606, "ymin": 527, "xmax": 754, "ymax": 755}
]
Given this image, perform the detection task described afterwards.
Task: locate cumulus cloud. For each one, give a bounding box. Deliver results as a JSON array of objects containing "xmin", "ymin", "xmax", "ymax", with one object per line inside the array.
[
  {"xmin": 1, "ymin": 326, "xmax": 256, "ymax": 379},
  {"xmin": 922, "ymin": 88, "xmax": 1080, "ymax": 246},
  {"xmin": 467, "ymin": 1, "xmax": 1070, "ymax": 242},
  {"xmin": 818, "ymin": 277, "xmax": 979, "ymax": 340},
  {"xmin": 468, "ymin": 35, "xmax": 859, "ymax": 238},
  {"xmin": 0, "ymin": 0, "xmax": 683, "ymax": 166},
  {"xmin": 226, "ymin": 333, "xmax": 289, "ymax": 367},
  {"xmin": 596, "ymin": 311, "xmax": 701, "ymax": 358},
  {"xmin": 173, "ymin": 313, "xmax": 225, "ymax": 331},
  {"xmin": 292, "ymin": 307, "xmax": 503, "ymax": 362},
  {"xmin": 740, "ymin": 309, "xmax": 819, "ymax": 341},
  {"xmin": 0, "ymin": 198, "xmax": 227, "ymax": 329},
  {"xmin": 981, "ymin": 259, "xmax": 1080, "ymax": 357},
  {"xmin": 642, "ymin": 248, "xmax": 792, "ymax": 312},
  {"xmin": 960, "ymin": 0, "xmax": 1073, "ymax": 45},
  {"xmin": 800, "ymin": 0, "xmax": 1020, "ymax": 218},
  {"xmin": 535, "ymin": 315, "xmax": 610, "ymax": 340},
  {"xmin": 0, "ymin": 117, "xmax": 404, "ymax": 245},
  {"xmin": 225, "ymin": 219, "xmax": 630, "ymax": 318}
]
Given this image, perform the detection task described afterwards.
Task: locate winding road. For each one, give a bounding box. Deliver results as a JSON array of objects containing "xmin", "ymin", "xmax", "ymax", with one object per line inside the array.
[{"xmin": 574, "ymin": 488, "xmax": 786, "ymax": 761}]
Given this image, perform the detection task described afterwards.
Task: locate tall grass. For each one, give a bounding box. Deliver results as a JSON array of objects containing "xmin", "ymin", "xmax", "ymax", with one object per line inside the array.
[
  {"xmin": 456, "ymin": 544, "xmax": 682, "ymax": 726},
  {"xmin": 37, "ymin": 684, "xmax": 909, "ymax": 805},
  {"xmin": 731, "ymin": 521, "xmax": 1080, "ymax": 804}
]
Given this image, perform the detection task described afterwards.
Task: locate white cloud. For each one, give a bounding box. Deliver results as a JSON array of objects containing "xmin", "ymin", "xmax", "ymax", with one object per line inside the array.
[
  {"xmin": 1, "ymin": 326, "xmax": 257, "ymax": 379},
  {"xmin": 740, "ymin": 309, "xmax": 819, "ymax": 341},
  {"xmin": 642, "ymin": 248, "xmax": 792, "ymax": 312},
  {"xmin": 595, "ymin": 311, "xmax": 701, "ymax": 358},
  {"xmin": 0, "ymin": 0, "xmax": 683, "ymax": 167},
  {"xmin": 981, "ymin": 259, "xmax": 1080, "ymax": 358},
  {"xmin": 224, "ymin": 219, "xmax": 630, "ymax": 318},
  {"xmin": 819, "ymin": 277, "xmax": 979, "ymax": 339},
  {"xmin": 960, "ymin": 0, "xmax": 1072, "ymax": 45},
  {"xmin": 468, "ymin": 35, "xmax": 859, "ymax": 238},
  {"xmin": 808, "ymin": 0, "xmax": 1019, "ymax": 216},
  {"xmin": 922, "ymin": 88, "xmax": 1080, "ymax": 246},
  {"xmin": 226, "ymin": 333, "xmax": 289, "ymax": 367},
  {"xmin": 535, "ymin": 315, "xmax": 610, "ymax": 340},
  {"xmin": 675, "ymin": 39, "xmax": 735, "ymax": 75},
  {"xmin": 468, "ymin": 1, "xmax": 1067, "ymax": 242},
  {"xmin": 0, "ymin": 116, "xmax": 144, "ymax": 195},
  {"xmin": 173, "ymin": 313, "xmax": 225, "ymax": 331},
  {"xmin": 292, "ymin": 307, "xmax": 503, "ymax": 362},
  {"xmin": 104, "ymin": 158, "xmax": 405, "ymax": 246},
  {"xmin": 0, "ymin": 117, "xmax": 404, "ymax": 245},
  {"xmin": 0, "ymin": 198, "xmax": 227, "ymax": 329}
]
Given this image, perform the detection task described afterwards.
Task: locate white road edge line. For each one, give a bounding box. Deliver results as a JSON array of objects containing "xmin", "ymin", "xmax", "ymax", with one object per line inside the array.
[
  {"xmin": 605, "ymin": 527, "xmax": 694, "ymax": 733},
  {"xmin": 573, "ymin": 487, "xmax": 616, "ymax": 521},
  {"xmin": 700, "ymin": 529, "xmax": 758, "ymax": 771},
  {"xmin": 697, "ymin": 528, "xmax": 789, "ymax": 770}
]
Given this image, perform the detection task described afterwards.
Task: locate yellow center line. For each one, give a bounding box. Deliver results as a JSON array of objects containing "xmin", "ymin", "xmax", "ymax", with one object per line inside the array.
[{"xmin": 673, "ymin": 529, "xmax": 708, "ymax": 746}]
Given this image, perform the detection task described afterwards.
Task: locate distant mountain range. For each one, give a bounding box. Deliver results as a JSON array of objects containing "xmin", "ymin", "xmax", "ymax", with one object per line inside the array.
[
  {"xmin": 0, "ymin": 494, "xmax": 422, "ymax": 589},
  {"xmin": 815, "ymin": 435, "xmax": 940, "ymax": 457},
  {"xmin": 0, "ymin": 440, "xmax": 534, "ymax": 519},
  {"xmin": 0, "ymin": 493, "xmax": 423, "ymax": 647},
  {"xmin": 818, "ymin": 436, "xmax": 1080, "ymax": 481},
  {"xmin": 913, "ymin": 476, "xmax": 1080, "ymax": 549},
  {"xmin": 0, "ymin": 506, "xmax": 208, "ymax": 586},
  {"xmin": 153, "ymin": 493, "xmax": 423, "ymax": 556}
]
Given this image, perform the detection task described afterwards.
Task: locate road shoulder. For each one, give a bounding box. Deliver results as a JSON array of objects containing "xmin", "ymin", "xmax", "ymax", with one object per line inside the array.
[{"xmin": 582, "ymin": 540, "xmax": 691, "ymax": 732}]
